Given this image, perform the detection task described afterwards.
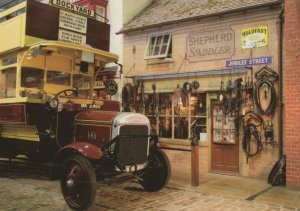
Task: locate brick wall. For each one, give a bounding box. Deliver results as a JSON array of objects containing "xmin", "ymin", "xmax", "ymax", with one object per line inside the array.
[{"xmin": 284, "ymin": 0, "xmax": 300, "ymax": 188}]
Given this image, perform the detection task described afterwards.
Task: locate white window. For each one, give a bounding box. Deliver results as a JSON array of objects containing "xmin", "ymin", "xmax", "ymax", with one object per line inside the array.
[
  {"xmin": 145, "ymin": 33, "xmax": 172, "ymax": 59},
  {"xmin": 96, "ymin": 6, "xmax": 105, "ymax": 22}
]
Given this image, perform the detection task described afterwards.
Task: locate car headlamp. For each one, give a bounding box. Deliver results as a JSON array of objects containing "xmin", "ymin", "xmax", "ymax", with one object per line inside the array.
[{"xmin": 49, "ymin": 97, "xmax": 59, "ymax": 109}]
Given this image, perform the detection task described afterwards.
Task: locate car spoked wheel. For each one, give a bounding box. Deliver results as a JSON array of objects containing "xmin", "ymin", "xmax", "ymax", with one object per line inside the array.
[
  {"xmin": 60, "ymin": 155, "xmax": 96, "ymax": 210},
  {"xmin": 140, "ymin": 149, "xmax": 171, "ymax": 192}
]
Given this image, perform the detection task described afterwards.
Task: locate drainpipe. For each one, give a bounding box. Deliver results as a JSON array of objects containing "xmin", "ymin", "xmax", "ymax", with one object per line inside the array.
[{"xmin": 278, "ymin": 6, "xmax": 284, "ymax": 157}]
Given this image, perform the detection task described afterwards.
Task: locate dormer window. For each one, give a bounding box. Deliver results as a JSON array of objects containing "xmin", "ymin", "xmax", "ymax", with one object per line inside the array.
[{"xmin": 145, "ymin": 32, "xmax": 172, "ymax": 59}]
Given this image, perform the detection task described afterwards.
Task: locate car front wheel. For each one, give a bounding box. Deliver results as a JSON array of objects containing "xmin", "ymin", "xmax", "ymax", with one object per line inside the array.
[
  {"xmin": 60, "ymin": 154, "xmax": 96, "ymax": 210},
  {"xmin": 140, "ymin": 149, "xmax": 171, "ymax": 192}
]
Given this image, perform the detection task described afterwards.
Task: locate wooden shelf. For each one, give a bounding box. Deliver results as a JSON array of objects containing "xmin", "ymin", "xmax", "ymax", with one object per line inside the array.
[{"xmin": 213, "ymin": 141, "xmax": 236, "ymax": 145}]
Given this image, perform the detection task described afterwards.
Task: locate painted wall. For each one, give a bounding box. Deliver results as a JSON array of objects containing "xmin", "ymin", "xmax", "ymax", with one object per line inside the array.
[
  {"xmin": 122, "ymin": 7, "xmax": 282, "ymax": 179},
  {"xmin": 284, "ymin": 0, "xmax": 300, "ymax": 188}
]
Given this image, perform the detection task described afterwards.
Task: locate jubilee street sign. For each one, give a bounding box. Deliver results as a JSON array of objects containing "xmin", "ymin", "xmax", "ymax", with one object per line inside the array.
[{"xmin": 226, "ymin": 56, "xmax": 272, "ymax": 67}]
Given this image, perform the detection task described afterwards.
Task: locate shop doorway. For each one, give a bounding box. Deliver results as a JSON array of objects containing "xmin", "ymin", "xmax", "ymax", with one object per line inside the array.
[{"xmin": 211, "ymin": 100, "xmax": 239, "ymax": 174}]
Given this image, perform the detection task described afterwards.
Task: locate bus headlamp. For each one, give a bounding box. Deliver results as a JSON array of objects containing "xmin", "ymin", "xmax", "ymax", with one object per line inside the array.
[{"xmin": 49, "ymin": 98, "xmax": 59, "ymax": 109}]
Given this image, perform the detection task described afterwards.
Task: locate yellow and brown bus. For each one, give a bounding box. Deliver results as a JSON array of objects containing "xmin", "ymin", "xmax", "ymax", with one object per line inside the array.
[{"xmin": 0, "ymin": 1, "xmax": 170, "ymax": 210}]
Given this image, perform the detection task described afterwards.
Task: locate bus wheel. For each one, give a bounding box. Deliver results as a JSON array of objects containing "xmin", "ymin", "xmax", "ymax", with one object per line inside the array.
[{"xmin": 60, "ymin": 154, "xmax": 96, "ymax": 210}]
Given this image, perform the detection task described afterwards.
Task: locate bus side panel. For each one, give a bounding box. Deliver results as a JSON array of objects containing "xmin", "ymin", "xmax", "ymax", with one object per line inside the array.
[{"xmin": 0, "ymin": 103, "xmax": 26, "ymax": 124}]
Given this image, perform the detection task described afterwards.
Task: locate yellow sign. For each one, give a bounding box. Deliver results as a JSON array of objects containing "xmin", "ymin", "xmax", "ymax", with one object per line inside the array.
[
  {"xmin": 94, "ymin": 80, "xmax": 105, "ymax": 89},
  {"xmin": 241, "ymin": 26, "xmax": 268, "ymax": 49}
]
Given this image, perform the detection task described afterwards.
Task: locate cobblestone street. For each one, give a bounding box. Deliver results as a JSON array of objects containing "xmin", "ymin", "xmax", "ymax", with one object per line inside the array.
[
  {"xmin": 1, "ymin": 0, "xmax": 300, "ymax": 210},
  {"xmin": 1, "ymin": 169, "xmax": 300, "ymax": 211}
]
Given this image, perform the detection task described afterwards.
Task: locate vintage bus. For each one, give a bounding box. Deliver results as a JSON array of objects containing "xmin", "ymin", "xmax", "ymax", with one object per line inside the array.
[{"xmin": 0, "ymin": 1, "xmax": 170, "ymax": 210}]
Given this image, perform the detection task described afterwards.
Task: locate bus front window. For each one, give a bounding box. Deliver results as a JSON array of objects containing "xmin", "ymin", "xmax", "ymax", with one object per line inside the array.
[
  {"xmin": 21, "ymin": 67, "xmax": 44, "ymax": 89},
  {"xmin": 47, "ymin": 70, "xmax": 71, "ymax": 86},
  {"xmin": 73, "ymin": 74, "xmax": 92, "ymax": 98}
]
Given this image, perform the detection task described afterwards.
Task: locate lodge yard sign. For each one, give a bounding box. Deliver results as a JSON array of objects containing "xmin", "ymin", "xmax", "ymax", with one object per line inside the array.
[{"xmin": 187, "ymin": 28, "xmax": 235, "ymax": 62}]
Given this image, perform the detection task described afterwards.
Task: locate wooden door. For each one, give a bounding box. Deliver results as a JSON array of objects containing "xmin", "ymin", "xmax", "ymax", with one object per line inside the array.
[{"xmin": 211, "ymin": 100, "xmax": 239, "ymax": 174}]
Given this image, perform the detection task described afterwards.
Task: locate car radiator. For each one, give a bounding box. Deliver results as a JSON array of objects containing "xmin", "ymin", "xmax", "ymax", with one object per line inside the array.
[{"xmin": 116, "ymin": 125, "xmax": 149, "ymax": 167}]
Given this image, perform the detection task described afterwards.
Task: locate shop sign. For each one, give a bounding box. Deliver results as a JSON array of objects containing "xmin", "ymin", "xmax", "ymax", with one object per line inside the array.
[
  {"xmin": 105, "ymin": 80, "xmax": 118, "ymax": 96},
  {"xmin": 58, "ymin": 29, "xmax": 86, "ymax": 45},
  {"xmin": 94, "ymin": 80, "xmax": 105, "ymax": 89},
  {"xmin": 226, "ymin": 56, "xmax": 272, "ymax": 67},
  {"xmin": 50, "ymin": 0, "xmax": 94, "ymax": 18},
  {"xmin": 59, "ymin": 10, "xmax": 87, "ymax": 34},
  {"xmin": 186, "ymin": 28, "xmax": 235, "ymax": 62},
  {"xmin": 241, "ymin": 26, "xmax": 268, "ymax": 49}
]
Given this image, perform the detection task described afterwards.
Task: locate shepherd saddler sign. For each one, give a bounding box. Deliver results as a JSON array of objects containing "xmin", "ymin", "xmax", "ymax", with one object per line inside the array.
[{"xmin": 187, "ymin": 28, "xmax": 235, "ymax": 62}]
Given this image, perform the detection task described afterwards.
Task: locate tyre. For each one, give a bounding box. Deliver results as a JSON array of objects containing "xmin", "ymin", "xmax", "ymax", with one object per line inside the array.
[
  {"xmin": 140, "ymin": 149, "xmax": 171, "ymax": 192},
  {"xmin": 60, "ymin": 154, "xmax": 96, "ymax": 210},
  {"xmin": 268, "ymin": 155, "xmax": 286, "ymax": 186}
]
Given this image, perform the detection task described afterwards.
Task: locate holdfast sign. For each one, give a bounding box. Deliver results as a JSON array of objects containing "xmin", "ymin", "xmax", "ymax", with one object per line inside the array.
[
  {"xmin": 226, "ymin": 56, "xmax": 272, "ymax": 67},
  {"xmin": 51, "ymin": 0, "xmax": 94, "ymax": 18},
  {"xmin": 241, "ymin": 26, "xmax": 268, "ymax": 49},
  {"xmin": 105, "ymin": 80, "xmax": 118, "ymax": 96}
]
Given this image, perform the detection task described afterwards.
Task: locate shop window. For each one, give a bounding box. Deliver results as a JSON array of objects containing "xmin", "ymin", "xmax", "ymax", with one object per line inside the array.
[
  {"xmin": 212, "ymin": 103, "xmax": 236, "ymax": 144},
  {"xmin": 0, "ymin": 67, "xmax": 17, "ymax": 98},
  {"xmin": 144, "ymin": 32, "xmax": 172, "ymax": 60},
  {"xmin": 190, "ymin": 93, "xmax": 207, "ymax": 141},
  {"xmin": 143, "ymin": 92, "xmax": 207, "ymax": 142}
]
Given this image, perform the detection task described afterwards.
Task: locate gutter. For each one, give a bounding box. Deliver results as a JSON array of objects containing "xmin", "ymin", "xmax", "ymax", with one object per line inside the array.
[
  {"xmin": 278, "ymin": 6, "xmax": 284, "ymax": 157},
  {"xmin": 117, "ymin": 1, "xmax": 283, "ymax": 35},
  {"xmin": 133, "ymin": 68, "xmax": 248, "ymax": 81}
]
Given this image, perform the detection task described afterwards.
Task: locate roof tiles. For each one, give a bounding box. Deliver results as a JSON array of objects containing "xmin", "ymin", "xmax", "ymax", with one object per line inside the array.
[{"xmin": 121, "ymin": 0, "xmax": 282, "ymax": 33}]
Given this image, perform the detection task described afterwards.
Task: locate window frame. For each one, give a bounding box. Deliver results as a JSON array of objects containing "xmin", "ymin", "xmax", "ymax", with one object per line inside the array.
[
  {"xmin": 46, "ymin": 70, "xmax": 71, "ymax": 86},
  {"xmin": 20, "ymin": 67, "xmax": 45, "ymax": 89},
  {"xmin": 0, "ymin": 67, "xmax": 17, "ymax": 98},
  {"xmin": 144, "ymin": 32, "xmax": 172, "ymax": 60},
  {"xmin": 142, "ymin": 92, "xmax": 207, "ymax": 142},
  {"xmin": 95, "ymin": 5, "xmax": 106, "ymax": 22}
]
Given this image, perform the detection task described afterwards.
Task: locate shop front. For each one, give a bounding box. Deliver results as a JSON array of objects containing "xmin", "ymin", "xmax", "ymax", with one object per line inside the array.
[
  {"xmin": 120, "ymin": 1, "xmax": 283, "ymax": 179},
  {"xmin": 124, "ymin": 68, "xmax": 247, "ymax": 175}
]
